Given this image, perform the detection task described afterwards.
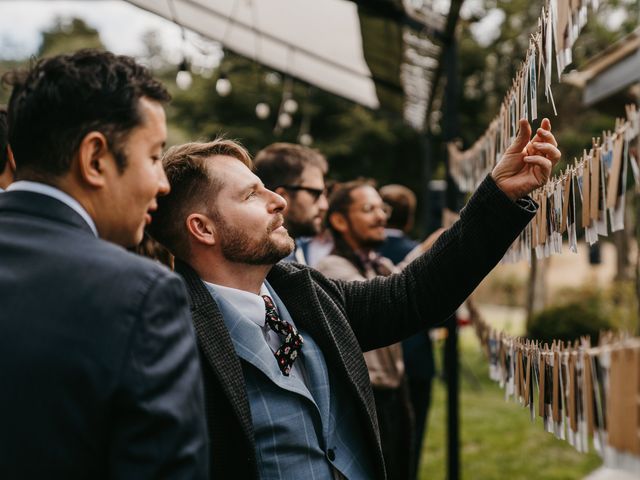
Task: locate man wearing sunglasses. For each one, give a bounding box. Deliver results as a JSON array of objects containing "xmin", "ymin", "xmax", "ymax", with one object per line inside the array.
[{"xmin": 254, "ymin": 143, "xmax": 329, "ymax": 264}]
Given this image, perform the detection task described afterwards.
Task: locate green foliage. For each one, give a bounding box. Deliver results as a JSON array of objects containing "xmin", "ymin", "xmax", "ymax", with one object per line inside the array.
[
  {"xmin": 527, "ymin": 301, "xmax": 612, "ymax": 345},
  {"xmin": 455, "ymin": 0, "xmax": 639, "ymax": 163},
  {"xmin": 38, "ymin": 17, "xmax": 104, "ymax": 58},
  {"xmin": 527, "ymin": 280, "xmax": 639, "ymax": 345},
  {"xmin": 163, "ymin": 51, "xmax": 425, "ymax": 203}
]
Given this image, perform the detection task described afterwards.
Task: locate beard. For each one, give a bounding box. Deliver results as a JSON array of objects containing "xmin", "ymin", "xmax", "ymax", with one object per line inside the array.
[
  {"xmin": 355, "ymin": 236, "xmax": 385, "ymax": 249},
  {"xmin": 286, "ymin": 215, "xmax": 321, "ymax": 238},
  {"xmin": 216, "ymin": 213, "xmax": 295, "ymax": 265}
]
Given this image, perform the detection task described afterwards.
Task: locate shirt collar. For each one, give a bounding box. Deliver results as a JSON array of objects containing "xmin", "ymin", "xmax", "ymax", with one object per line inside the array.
[
  {"xmin": 204, "ymin": 281, "xmax": 271, "ymax": 328},
  {"xmin": 7, "ymin": 180, "xmax": 98, "ymax": 237},
  {"xmin": 384, "ymin": 228, "xmax": 404, "ymax": 238}
]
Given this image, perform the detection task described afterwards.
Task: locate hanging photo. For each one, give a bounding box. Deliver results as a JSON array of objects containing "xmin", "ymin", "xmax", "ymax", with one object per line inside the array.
[
  {"xmin": 530, "ymin": 49, "xmax": 538, "ymax": 120},
  {"xmin": 568, "ymin": 171, "xmax": 578, "ymax": 253}
]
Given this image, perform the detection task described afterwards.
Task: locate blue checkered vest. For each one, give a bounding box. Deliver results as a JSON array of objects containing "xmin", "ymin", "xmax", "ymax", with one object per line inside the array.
[{"xmin": 208, "ymin": 283, "xmax": 375, "ymax": 480}]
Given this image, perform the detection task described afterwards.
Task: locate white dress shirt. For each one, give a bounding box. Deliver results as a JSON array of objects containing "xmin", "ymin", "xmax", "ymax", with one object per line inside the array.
[
  {"xmin": 7, "ymin": 180, "xmax": 98, "ymax": 237},
  {"xmin": 204, "ymin": 281, "xmax": 308, "ymax": 384}
]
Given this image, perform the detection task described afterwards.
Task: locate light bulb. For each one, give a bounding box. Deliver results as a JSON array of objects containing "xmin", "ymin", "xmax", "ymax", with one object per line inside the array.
[
  {"xmin": 216, "ymin": 76, "xmax": 232, "ymax": 97},
  {"xmin": 176, "ymin": 70, "xmax": 193, "ymax": 90},
  {"xmin": 255, "ymin": 102, "xmax": 270, "ymax": 119},
  {"xmin": 278, "ymin": 112, "xmax": 292, "ymax": 129},
  {"xmin": 265, "ymin": 72, "xmax": 280, "ymax": 86},
  {"xmin": 283, "ymin": 98, "xmax": 298, "ymax": 114},
  {"xmin": 299, "ymin": 133, "xmax": 313, "ymax": 146}
]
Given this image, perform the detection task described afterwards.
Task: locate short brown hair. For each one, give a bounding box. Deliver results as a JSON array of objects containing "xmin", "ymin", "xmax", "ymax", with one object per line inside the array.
[
  {"xmin": 253, "ymin": 143, "xmax": 328, "ymax": 190},
  {"xmin": 379, "ymin": 184, "xmax": 416, "ymax": 232},
  {"xmin": 149, "ymin": 138, "xmax": 252, "ymax": 261}
]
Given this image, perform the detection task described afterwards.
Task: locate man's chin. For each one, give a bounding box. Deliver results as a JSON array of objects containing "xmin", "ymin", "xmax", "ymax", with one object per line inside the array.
[{"xmin": 362, "ymin": 238, "xmax": 385, "ymax": 249}]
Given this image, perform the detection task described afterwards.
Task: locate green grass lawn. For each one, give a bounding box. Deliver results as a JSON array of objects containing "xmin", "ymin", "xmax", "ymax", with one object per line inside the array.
[{"xmin": 417, "ymin": 326, "xmax": 602, "ymax": 480}]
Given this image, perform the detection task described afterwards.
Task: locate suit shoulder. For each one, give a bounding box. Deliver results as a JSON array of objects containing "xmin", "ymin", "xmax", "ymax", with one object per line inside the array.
[{"xmin": 84, "ymin": 238, "xmax": 178, "ymax": 286}]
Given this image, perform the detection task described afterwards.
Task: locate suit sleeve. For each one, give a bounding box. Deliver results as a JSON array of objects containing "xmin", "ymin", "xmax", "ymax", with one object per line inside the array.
[
  {"xmin": 337, "ymin": 175, "xmax": 537, "ymax": 351},
  {"xmin": 109, "ymin": 272, "xmax": 209, "ymax": 480}
]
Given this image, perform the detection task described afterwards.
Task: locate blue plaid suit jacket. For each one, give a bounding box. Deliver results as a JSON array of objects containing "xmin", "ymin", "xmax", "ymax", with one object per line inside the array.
[{"xmin": 206, "ymin": 283, "xmax": 375, "ymax": 479}]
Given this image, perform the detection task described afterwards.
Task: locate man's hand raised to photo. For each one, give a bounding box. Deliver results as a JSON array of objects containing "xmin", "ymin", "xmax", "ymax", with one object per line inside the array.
[{"xmin": 491, "ymin": 118, "xmax": 561, "ymax": 201}]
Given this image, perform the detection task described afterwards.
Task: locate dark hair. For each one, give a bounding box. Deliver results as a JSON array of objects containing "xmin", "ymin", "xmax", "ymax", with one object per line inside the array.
[
  {"xmin": 253, "ymin": 143, "xmax": 328, "ymax": 190},
  {"xmin": 148, "ymin": 138, "xmax": 252, "ymax": 261},
  {"xmin": 3, "ymin": 49, "xmax": 170, "ymax": 180},
  {"xmin": 326, "ymin": 178, "xmax": 376, "ymax": 240},
  {"xmin": 379, "ymin": 184, "xmax": 416, "ymax": 232},
  {"xmin": 0, "ymin": 106, "xmax": 8, "ymax": 173}
]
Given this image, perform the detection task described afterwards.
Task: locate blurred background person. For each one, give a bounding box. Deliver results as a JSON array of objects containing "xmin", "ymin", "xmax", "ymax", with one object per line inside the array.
[
  {"xmin": 316, "ymin": 179, "xmax": 415, "ymax": 480},
  {"xmin": 254, "ymin": 142, "xmax": 329, "ymax": 264},
  {"xmin": 378, "ymin": 184, "xmax": 436, "ymax": 478}
]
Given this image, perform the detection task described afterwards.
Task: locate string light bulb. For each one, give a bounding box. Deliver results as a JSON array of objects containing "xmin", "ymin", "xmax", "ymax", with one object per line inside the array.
[
  {"xmin": 216, "ymin": 73, "xmax": 232, "ymax": 97},
  {"xmin": 176, "ymin": 59, "xmax": 192, "ymax": 90},
  {"xmin": 278, "ymin": 112, "xmax": 292, "ymax": 129},
  {"xmin": 299, "ymin": 133, "xmax": 313, "ymax": 146},
  {"xmin": 283, "ymin": 98, "xmax": 298, "ymax": 114},
  {"xmin": 255, "ymin": 102, "xmax": 270, "ymax": 119}
]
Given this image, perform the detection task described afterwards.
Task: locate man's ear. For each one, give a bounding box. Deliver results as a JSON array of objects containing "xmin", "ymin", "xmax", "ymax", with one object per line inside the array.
[
  {"xmin": 6, "ymin": 146, "xmax": 16, "ymax": 174},
  {"xmin": 77, "ymin": 131, "xmax": 110, "ymax": 187},
  {"xmin": 186, "ymin": 213, "xmax": 217, "ymax": 247},
  {"xmin": 328, "ymin": 212, "xmax": 349, "ymax": 234}
]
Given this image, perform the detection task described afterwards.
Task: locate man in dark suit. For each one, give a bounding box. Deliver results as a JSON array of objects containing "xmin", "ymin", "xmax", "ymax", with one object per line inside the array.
[
  {"xmin": 0, "ymin": 50, "xmax": 208, "ymax": 479},
  {"xmin": 149, "ymin": 119, "xmax": 560, "ymax": 479}
]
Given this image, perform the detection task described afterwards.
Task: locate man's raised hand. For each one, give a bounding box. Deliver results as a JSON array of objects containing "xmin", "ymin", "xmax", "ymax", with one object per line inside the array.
[{"xmin": 491, "ymin": 118, "xmax": 561, "ymax": 201}]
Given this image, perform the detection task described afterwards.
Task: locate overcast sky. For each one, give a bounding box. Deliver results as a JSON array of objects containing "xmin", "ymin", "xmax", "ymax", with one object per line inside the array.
[
  {"xmin": 0, "ymin": 0, "xmax": 513, "ymax": 63},
  {"xmin": 0, "ymin": 1, "xmax": 184, "ymax": 60}
]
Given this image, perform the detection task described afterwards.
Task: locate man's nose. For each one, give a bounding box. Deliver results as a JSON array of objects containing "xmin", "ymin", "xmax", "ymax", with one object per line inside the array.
[
  {"xmin": 317, "ymin": 193, "xmax": 329, "ymax": 213},
  {"xmin": 268, "ymin": 189, "xmax": 288, "ymax": 212},
  {"xmin": 157, "ymin": 164, "xmax": 170, "ymax": 196}
]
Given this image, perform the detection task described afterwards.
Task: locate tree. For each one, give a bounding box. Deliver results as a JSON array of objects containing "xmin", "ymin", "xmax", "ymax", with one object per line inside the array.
[{"xmin": 38, "ymin": 17, "xmax": 104, "ymax": 58}]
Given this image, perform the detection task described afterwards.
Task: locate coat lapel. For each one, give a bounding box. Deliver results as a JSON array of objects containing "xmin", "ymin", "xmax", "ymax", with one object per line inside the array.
[
  {"xmin": 209, "ymin": 287, "xmax": 317, "ymax": 405},
  {"xmin": 267, "ymin": 264, "xmax": 377, "ymax": 432},
  {"xmin": 175, "ymin": 260, "xmax": 254, "ymax": 444}
]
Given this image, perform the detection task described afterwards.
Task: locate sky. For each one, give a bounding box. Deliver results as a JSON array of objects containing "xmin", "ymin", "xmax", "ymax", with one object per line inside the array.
[
  {"xmin": 0, "ymin": 1, "xmax": 187, "ymax": 60},
  {"xmin": 0, "ymin": 0, "xmax": 510, "ymax": 64}
]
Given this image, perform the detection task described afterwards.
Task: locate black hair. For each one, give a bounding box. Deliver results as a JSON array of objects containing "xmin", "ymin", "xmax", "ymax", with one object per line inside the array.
[{"xmin": 3, "ymin": 49, "xmax": 170, "ymax": 179}]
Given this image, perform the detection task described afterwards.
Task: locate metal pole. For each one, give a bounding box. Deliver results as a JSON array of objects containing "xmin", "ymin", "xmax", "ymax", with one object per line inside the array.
[
  {"xmin": 443, "ymin": 316, "xmax": 459, "ymax": 480},
  {"xmin": 442, "ymin": 35, "xmax": 461, "ymax": 480}
]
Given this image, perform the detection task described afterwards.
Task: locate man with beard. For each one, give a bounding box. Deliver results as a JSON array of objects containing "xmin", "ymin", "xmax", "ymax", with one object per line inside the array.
[
  {"xmin": 315, "ymin": 180, "xmax": 414, "ymax": 479},
  {"xmin": 149, "ymin": 120, "xmax": 561, "ymax": 479},
  {"xmin": 253, "ymin": 143, "xmax": 329, "ymax": 264}
]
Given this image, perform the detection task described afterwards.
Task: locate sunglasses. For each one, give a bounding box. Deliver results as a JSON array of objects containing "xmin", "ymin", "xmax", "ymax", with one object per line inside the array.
[{"xmin": 279, "ymin": 185, "xmax": 326, "ymax": 202}]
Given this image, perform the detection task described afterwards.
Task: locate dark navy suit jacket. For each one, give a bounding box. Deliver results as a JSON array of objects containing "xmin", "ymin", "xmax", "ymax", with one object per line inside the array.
[{"xmin": 0, "ymin": 191, "xmax": 208, "ymax": 479}]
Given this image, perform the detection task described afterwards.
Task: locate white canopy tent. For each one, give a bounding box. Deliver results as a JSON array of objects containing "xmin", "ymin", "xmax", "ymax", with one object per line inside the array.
[{"xmin": 125, "ymin": 0, "xmax": 445, "ymax": 130}]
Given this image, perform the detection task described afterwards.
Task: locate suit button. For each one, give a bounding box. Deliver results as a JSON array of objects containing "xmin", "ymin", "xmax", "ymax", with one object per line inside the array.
[{"xmin": 327, "ymin": 448, "xmax": 336, "ymax": 461}]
